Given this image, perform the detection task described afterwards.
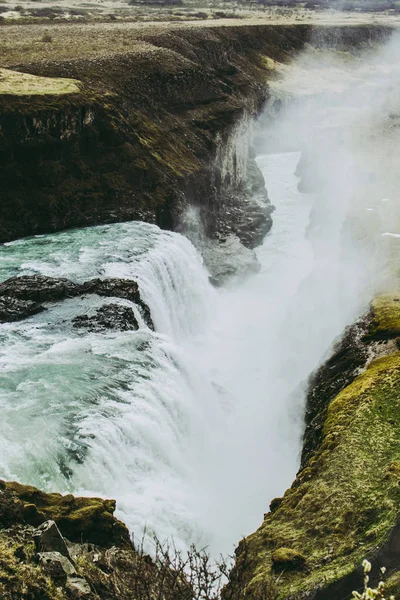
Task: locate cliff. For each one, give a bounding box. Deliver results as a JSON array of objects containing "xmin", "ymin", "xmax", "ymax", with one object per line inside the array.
[
  {"xmin": 223, "ymin": 295, "xmax": 400, "ymax": 600},
  {"xmin": 0, "ymin": 22, "xmax": 391, "ymax": 253}
]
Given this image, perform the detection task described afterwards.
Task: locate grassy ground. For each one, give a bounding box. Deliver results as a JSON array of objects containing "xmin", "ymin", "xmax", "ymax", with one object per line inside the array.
[
  {"xmin": 0, "ymin": 12, "xmax": 399, "ymax": 70},
  {"xmin": 0, "ymin": 67, "xmax": 80, "ymax": 95}
]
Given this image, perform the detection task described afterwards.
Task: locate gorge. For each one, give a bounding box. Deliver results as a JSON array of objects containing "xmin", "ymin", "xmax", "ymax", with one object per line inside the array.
[{"xmin": 1, "ymin": 16, "xmax": 400, "ymax": 600}]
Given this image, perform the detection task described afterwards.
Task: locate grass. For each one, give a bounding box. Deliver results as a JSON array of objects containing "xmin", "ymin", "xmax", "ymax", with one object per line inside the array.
[{"xmin": 0, "ymin": 68, "xmax": 81, "ymax": 96}]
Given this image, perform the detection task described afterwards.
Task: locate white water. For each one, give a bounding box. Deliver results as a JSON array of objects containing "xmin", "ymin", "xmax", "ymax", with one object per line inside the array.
[{"xmin": 0, "ymin": 150, "xmax": 371, "ymax": 557}]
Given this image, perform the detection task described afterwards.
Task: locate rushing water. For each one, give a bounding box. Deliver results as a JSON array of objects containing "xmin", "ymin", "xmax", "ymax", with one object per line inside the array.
[{"xmin": 0, "ymin": 150, "xmax": 371, "ymax": 556}]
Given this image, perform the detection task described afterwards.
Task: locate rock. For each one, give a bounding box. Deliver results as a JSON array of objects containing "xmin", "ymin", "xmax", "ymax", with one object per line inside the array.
[
  {"xmin": 33, "ymin": 520, "xmax": 71, "ymax": 559},
  {"xmin": 0, "ymin": 275, "xmax": 81, "ymax": 302},
  {"xmin": 72, "ymin": 303, "xmax": 139, "ymax": 332},
  {"xmin": 0, "ymin": 295, "xmax": 45, "ymax": 323},
  {"xmin": 212, "ymin": 160, "xmax": 275, "ymax": 252},
  {"xmin": 0, "ymin": 275, "xmax": 153, "ymax": 329},
  {"xmin": 4, "ymin": 480, "xmax": 131, "ymax": 548},
  {"xmin": 37, "ymin": 551, "xmax": 77, "ymax": 583},
  {"xmin": 271, "ymin": 548, "xmax": 306, "ymax": 572},
  {"xmin": 65, "ymin": 576, "xmax": 92, "ymax": 598},
  {"xmin": 269, "ymin": 497, "xmax": 282, "ymax": 513},
  {"xmin": 202, "ymin": 234, "xmax": 260, "ymax": 286}
]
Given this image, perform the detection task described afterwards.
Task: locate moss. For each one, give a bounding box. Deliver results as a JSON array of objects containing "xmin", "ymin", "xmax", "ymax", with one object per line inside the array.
[
  {"xmin": 0, "ymin": 533, "xmax": 64, "ymax": 600},
  {"xmin": 0, "ymin": 68, "xmax": 81, "ymax": 96},
  {"xmin": 5, "ymin": 481, "xmax": 131, "ymax": 548},
  {"xmin": 385, "ymin": 570, "xmax": 400, "ymax": 598},
  {"xmin": 271, "ymin": 548, "xmax": 306, "ymax": 572},
  {"xmin": 226, "ymin": 351, "xmax": 400, "ymax": 599},
  {"xmin": 368, "ymin": 294, "xmax": 400, "ymax": 339}
]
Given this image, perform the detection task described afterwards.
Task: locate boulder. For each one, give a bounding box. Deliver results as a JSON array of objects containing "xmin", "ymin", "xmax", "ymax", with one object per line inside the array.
[
  {"xmin": 0, "ymin": 295, "xmax": 45, "ymax": 322},
  {"xmin": 36, "ymin": 551, "xmax": 76, "ymax": 583},
  {"xmin": 65, "ymin": 576, "xmax": 92, "ymax": 598},
  {"xmin": 0, "ymin": 275, "xmax": 153, "ymax": 328},
  {"xmin": 72, "ymin": 303, "xmax": 139, "ymax": 332},
  {"xmin": 33, "ymin": 520, "xmax": 71, "ymax": 559}
]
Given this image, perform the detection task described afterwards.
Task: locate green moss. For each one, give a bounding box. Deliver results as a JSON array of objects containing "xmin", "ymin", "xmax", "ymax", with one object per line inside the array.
[
  {"xmin": 0, "ymin": 534, "xmax": 64, "ymax": 600},
  {"xmin": 369, "ymin": 295, "xmax": 400, "ymax": 338},
  {"xmin": 5, "ymin": 481, "xmax": 130, "ymax": 548},
  {"xmin": 231, "ymin": 352, "xmax": 400, "ymax": 598},
  {"xmin": 271, "ymin": 548, "xmax": 306, "ymax": 572},
  {"xmin": 385, "ymin": 570, "xmax": 400, "ymax": 598}
]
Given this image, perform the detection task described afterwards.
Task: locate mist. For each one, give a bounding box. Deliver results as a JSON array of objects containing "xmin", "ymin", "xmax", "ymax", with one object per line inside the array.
[{"xmin": 186, "ymin": 31, "xmax": 400, "ymax": 554}]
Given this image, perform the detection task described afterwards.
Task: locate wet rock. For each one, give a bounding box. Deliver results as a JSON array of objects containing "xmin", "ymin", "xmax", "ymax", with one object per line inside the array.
[
  {"xmin": 0, "ymin": 295, "xmax": 45, "ymax": 323},
  {"xmin": 202, "ymin": 234, "xmax": 260, "ymax": 286},
  {"xmin": 72, "ymin": 304, "xmax": 139, "ymax": 332},
  {"xmin": 0, "ymin": 275, "xmax": 81, "ymax": 302},
  {"xmin": 212, "ymin": 156, "xmax": 275, "ymax": 252},
  {"xmin": 36, "ymin": 551, "xmax": 77, "ymax": 583},
  {"xmin": 0, "ymin": 275, "xmax": 153, "ymax": 328},
  {"xmin": 33, "ymin": 520, "xmax": 71, "ymax": 559}
]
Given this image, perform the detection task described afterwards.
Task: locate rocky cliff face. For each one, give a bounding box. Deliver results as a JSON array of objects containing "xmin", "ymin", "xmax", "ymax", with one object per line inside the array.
[
  {"xmin": 223, "ymin": 295, "xmax": 400, "ymax": 600},
  {"xmin": 0, "ymin": 24, "xmax": 299, "ymax": 247}
]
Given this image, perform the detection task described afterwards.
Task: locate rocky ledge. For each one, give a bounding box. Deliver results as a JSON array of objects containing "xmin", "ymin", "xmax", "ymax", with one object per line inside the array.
[
  {"xmin": 0, "ymin": 275, "xmax": 153, "ymax": 329},
  {"xmin": 0, "ymin": 479, "xmax": 185, "ymax": 600},
  {"xmin": 223, "ymin": 294, "xmax": 400, "ymax": 600}
]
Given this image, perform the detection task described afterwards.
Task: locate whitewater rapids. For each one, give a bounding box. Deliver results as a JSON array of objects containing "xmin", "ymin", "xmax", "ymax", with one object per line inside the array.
[{"xmin": 0, "ymin": 151, "xmax": 370, "ymax": 557}]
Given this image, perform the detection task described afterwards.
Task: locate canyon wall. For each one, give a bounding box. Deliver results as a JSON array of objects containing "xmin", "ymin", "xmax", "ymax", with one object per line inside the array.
[{"xmin": 0, "ymin": 23, "xmax": 391, "ymax": 248}]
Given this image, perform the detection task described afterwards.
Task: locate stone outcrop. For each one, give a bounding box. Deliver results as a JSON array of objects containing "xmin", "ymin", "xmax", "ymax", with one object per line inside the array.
[
  {"xmin": 0, "ymin": 275, "xmax": 153, "ymax": 328},
  {"xmin": 0, "ymin": 479, "xmax": 191, "ymax": 599},
  {"xmin": 223, "ymin": 294, "xmax": 400, "ymax": 600}
]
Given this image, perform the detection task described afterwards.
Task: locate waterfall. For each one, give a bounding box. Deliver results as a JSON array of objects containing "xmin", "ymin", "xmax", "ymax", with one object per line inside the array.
[
  {"xmin": 0, "ymin": 151, "xmax": 363, "ymax": 557},
  {"xmin": 2, "ymin": 36, "xmax": 400, "ymax": 559}
]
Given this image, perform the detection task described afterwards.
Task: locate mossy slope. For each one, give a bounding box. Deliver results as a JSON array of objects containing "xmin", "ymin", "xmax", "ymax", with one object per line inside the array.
[{"xmin": 223, "ymin": 296, "xmax": 400, "ymax": 600}]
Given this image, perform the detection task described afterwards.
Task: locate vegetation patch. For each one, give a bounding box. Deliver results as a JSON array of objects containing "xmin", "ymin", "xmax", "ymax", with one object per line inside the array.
[
  {"xmin": 4, "ymin": 480, "xmax": 130, "ymax": 548},
  {"xmin": 369, "ymin": 294, "xmax": 400, "ymax": 339},
  {"xmin": 0, "ymin": 68, "xmax": 81, "ymax": 97}
]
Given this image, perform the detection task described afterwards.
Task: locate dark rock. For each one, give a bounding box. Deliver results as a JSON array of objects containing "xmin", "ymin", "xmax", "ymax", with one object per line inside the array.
[
  {"xmin": 72, "ymin": 304, "xmax": 139, "ymax": 332},
  {"xmin": 207, "ymin": 156, "xmax": 275, "ymax": 252},
  {"xmin": 0, "ymin": 275, "xmax": 153, "ymax": 329},
  {"xmin": 300, "ymin": 315, "xmax": 371, "ymax": 468},
  {"xmin": 33, "ymin": 520, "xmax": 71, "ymax": 559},
  {"xmin": 0, "ymin": 295, "xmax": 45, "ymax": 323},
  {"xmin": 269, "ymin": 497, "xmax": 282, "ymax": 513},
  {"xmin": 0, "ymin": 275, "xmax": 81, "ymax": 302}
]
